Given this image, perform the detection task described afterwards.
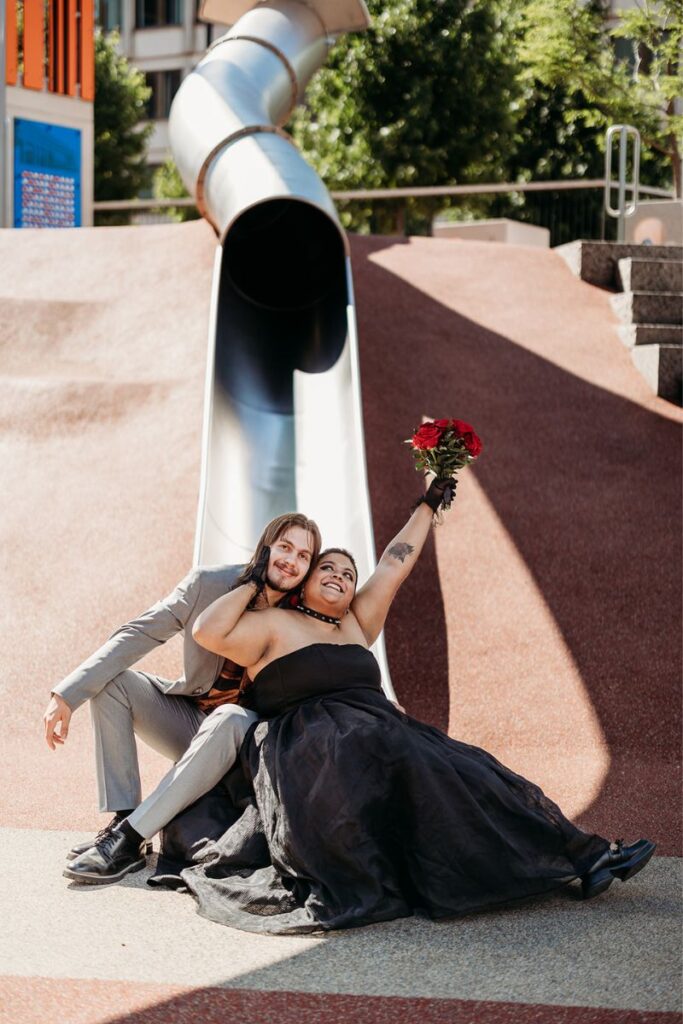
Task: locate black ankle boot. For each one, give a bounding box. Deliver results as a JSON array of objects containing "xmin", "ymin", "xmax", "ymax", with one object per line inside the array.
[
  {"xmin": 63, "ymin": 828, "xmax": 147, "ymax": 885},
  {"xmin": 581, "ymin": 838, "xmax": 656, "ymax": 900},
  {"xmin": 68, "ymin": 813, "xmax": 152, "ymax": 858}
]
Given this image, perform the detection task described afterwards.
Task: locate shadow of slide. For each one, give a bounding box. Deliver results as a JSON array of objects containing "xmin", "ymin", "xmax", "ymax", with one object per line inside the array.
[{"xmin": 349, "ymin": 235, "xmax": 681, "ymax": 854}]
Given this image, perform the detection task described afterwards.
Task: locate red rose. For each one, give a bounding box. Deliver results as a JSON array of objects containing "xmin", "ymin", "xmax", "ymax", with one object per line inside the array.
[
  {"xmin": 433, "ymin": 418, "xmax": 452, "ymax": 429},
  {"xmin": 451, "ymin": 419, "xmax": 483, "ymax": 457},
  {"xmin": 412, "ymin": 422, "xmax": 444, "ymax": 450}
]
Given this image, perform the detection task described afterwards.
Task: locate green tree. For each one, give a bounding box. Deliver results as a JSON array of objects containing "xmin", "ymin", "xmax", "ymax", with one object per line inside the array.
[
  {"xmin": 289, "ymin": 0, "xmax": 520, "ymax": 234},
  {"xmin": 519, "ymin": 0, "xmax": 682, "ymax": 195},
  {"xmin": 483, "ymin": 78, "xmax": 613, "ymax": 245},
  {"xmin": 153, "ymin": 158, "xmax": 200, "ymax": 222},
  {"xmin": 94, "ymin": 29, "xmax": 153, "ymax": 223}
]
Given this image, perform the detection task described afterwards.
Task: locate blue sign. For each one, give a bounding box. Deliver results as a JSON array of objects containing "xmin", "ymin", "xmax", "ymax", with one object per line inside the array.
[{"xmin": 14, "ymin": 119, "xmax": 82, "ymax": 228}]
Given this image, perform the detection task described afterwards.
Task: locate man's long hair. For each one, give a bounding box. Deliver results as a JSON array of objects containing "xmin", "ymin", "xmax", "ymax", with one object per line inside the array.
[{"xmin": 235, "ymin": 512, "xmax": 322, "ymax": 591}]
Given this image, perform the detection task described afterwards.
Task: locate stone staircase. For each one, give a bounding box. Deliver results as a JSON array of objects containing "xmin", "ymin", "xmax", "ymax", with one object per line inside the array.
[{"xmin": 556, "ymin": 240, "xmax": 682, "ymax": 405}]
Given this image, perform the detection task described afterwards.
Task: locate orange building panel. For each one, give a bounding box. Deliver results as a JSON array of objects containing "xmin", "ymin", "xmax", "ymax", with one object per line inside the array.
[
  {"xmin": 23, "ymin": 0, "xmax": 45, "ymax": 90},
  {"xmin": 66, "ymin": 0, "xmax": 78, "ymax": 95},
  {"xmin": 55, "ymin": 0, "xmax": 65, "ymax": 93},
  {"xmin": 48, "ymin": 0, "xmax": 56, "ymax": 91},
  {"xmin": 80, "ymin": 0, "xmax": 95, "ymax": 100},
  {"xmin": 5, "ymin": 0, "xmax": 19, "ymax": 85}
]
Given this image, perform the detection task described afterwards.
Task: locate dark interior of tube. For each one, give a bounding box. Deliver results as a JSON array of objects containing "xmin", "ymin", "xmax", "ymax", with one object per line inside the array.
[{"xmin": 215, "ymin": 199, "xmax": 348, "ymax": 414}]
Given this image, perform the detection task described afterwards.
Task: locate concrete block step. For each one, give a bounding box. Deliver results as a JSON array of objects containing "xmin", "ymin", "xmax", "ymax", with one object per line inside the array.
[
  {"xmin": 617, "ymin": 323, "xmax": 683, "ymax": 347},
  {"xmin": 617, "ymin": 257, "xmax": 683, "ymax": 294},
  {"xmin": 611, "ymin": 291, "xmax": 683, "ymax": 326},
  {"xmin": 556, "ymin": 240, "xmax": 683, "ymax": 287},
  {"xmin": 631, "ymin": 344, "xmax": 682, "ymax": 405}
]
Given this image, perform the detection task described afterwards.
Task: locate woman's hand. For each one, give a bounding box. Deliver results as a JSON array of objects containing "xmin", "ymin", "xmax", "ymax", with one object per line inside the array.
[
  {"xmin": 247, "ymin": 545, "xmax": 270, "ymax": 593},
  {"xmin": 423, "ymin": 476, "xmax": 457, "ymax": 513}
]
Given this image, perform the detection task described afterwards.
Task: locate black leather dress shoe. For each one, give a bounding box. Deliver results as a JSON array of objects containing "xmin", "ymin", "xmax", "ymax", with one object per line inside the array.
[
  {"xmin": 68, "ymin": 815, "xmax": 152, "ymax": 858},
  {"xmin": 581, "ymin": 838, "xmax": 656, "ymax": 899},
  {"xmin": 63, "ymin": 829, "xmax": 147, "ymax": 885}
]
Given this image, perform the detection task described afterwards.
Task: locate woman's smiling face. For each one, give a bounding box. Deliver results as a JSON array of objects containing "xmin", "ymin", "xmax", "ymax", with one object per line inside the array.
[{"xmin": 307, "ymin": 552, "xmax": 358, "ymax": 612}]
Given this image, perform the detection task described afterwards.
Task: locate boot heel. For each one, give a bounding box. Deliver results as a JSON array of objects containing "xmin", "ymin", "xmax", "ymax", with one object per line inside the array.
[{"xmin": 581, "ymin": 866, "xmax": 614, "ymax": 900}]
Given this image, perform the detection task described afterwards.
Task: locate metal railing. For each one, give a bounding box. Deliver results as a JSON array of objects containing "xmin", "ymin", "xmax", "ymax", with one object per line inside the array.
[
  {"xmin": 93, "ymin": 178, "xmax": 675, "ymax": 241},
  {"xmin": 604, "ymin": 125, "xmax": 641, "ymax": 242}
]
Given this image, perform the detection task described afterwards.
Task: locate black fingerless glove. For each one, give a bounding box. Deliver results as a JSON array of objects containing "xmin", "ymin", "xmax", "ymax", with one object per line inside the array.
[
  {"xmin": 422, "ymin": 476, "xmax": 457, "ymax": 513},
  {"xmin": 247, "ymin": 545, "xmax": 270, "ymax": 592}
]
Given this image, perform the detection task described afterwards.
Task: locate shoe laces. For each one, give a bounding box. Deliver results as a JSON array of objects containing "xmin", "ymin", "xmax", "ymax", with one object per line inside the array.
[
  {"xmin": 92, "ymin": 814, "xmax": 125, "ymax": 846},
  {"xmin": 95, "ymin": 827, "xmax": 132, "ymax": 860}
]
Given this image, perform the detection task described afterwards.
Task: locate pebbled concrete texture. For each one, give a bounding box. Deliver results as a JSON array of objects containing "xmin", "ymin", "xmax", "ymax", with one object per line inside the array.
[
  {"xmin": 617, "ymin": 258, "xmax": 683, "ymax": 294},
  {"xmin": 1, "ymin": 829, "xmax": 681, "ymax": 1013}
]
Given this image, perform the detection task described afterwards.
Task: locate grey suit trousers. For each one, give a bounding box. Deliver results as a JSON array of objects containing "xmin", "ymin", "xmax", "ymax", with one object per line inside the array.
[{"xmin": 90, "ymin": 669, "xmax": 258, "ymax": 838}]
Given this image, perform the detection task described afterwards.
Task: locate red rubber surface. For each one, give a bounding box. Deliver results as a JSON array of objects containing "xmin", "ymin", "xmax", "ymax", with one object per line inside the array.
[{"xmin": 0, "ymin": 225, "xmax": 679, "ymax": 848}]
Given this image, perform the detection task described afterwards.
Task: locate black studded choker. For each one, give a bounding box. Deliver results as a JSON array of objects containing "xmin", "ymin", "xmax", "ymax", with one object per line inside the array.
[{"xmin": 294, "ymin": 603, "xmax": 341, "ymax": 627}]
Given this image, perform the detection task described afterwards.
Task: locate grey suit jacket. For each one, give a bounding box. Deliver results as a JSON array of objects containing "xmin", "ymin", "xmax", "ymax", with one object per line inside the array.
[{"xmin": 53, "ymin": 564, "xmax": 244, "ymax": 711}]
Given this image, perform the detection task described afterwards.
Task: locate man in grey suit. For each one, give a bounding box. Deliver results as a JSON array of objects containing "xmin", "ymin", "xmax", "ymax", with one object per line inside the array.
[{"xmin": 43, "ymin": 512, "xmax": 321, "ymax": 884}]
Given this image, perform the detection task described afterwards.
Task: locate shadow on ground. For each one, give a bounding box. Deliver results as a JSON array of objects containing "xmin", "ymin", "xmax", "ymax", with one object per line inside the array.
[{"xmin": 350, "ymin": 235, "xmax": 681, "ymax": 853}]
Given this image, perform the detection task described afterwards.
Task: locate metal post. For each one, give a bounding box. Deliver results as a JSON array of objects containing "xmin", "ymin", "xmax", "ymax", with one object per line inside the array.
[
  {"xmin": 0, "ymin": 0, "xmax": 7, "ymax": 228},
  {"xmin": 617, "ymin": 125, "xmax": 627, "ymax": 241},
  {"xmin": 604, "ymin": 124, "xmax": 641, "ymax": 242}
]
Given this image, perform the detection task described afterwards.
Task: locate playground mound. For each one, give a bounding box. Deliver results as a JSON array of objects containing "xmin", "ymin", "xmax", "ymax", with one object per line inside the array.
[{"xmin": 0, "ymin": 221, "xmax": 680, "ymax": 854}]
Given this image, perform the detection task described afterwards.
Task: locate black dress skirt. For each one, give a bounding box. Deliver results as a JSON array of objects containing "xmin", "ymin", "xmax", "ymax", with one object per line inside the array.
[{"xmin": 149, "ymin": 642, "xmax": 608, "ymax": 934}]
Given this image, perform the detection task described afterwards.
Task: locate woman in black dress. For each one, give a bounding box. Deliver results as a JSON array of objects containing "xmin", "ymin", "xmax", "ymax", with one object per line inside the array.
[{"xmin": 163, "ymin": 479, "xmax": 654, "ymax": 934}]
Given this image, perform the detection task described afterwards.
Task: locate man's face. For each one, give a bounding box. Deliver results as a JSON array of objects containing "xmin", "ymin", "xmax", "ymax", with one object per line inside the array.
[{"xmin": 266, "ymin": 526, "xmax": 314, "ymax": 593}]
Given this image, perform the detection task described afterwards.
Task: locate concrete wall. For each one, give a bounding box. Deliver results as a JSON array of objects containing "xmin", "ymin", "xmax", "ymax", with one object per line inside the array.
[
  {"xmin": 625, "ymin": 200, "xmax": 683, "ymax": 246},
  {"xmin": 432, "ymin": 218, "xmax": 550, "ymax": 248}
]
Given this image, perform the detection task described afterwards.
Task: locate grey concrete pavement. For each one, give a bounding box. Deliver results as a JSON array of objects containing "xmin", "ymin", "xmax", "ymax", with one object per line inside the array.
[{"xmin": 2, "ymin": 828, "xmax": 680, "ymax": 1014}]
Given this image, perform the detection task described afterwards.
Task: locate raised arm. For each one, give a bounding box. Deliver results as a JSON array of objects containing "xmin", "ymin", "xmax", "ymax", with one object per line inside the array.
[
  {"xmin": 192, "ymin": 582, "xmax": 275, "ymax": 667},
  {"xmin": 351, "ymin": 478, "xmax": 454, "ymax": 645}
]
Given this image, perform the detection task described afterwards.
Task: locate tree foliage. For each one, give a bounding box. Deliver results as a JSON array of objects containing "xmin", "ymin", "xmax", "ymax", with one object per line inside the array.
[
  {"xmin": 519, "ymin": 0, "xmax": 682, "ymax": 194},
  {"xmin": 153, "ymin": 159, "xmax": 200, "ymax": 222},
  {"xmin": 94, "ymin": 29, "xmax": 153, "ymax": 219},
  {"xmin": 287, "ymin": 0, "xmax": 677, "ymax": 235},
  {"xmin": 289, "ymin": 0, "xmax": 520, "ymax": 233}
]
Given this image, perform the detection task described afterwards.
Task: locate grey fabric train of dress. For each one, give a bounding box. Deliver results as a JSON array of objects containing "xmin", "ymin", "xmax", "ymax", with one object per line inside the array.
[{"xmin": 149, "ymin": 642, "xmax": 609, "ymax": 934}]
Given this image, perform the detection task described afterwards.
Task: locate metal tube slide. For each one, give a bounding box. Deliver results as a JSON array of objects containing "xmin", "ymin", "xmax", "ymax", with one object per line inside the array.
[{"xmin": 169, "ymin": 0, "xmax": 394, "ymax": 697}]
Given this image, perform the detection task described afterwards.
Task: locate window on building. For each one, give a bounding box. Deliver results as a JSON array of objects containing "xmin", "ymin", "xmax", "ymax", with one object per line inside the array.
[
  {"xmin": 95, "ymin": 0, "xmax": 123, "ymax": 32},
  {"xmin": 144, "ymin": 69, "xmax": 182, "ymax": 119},
  {"xmin": 136, "ymin": 0, "xmax": 183, "ymax": 29}
]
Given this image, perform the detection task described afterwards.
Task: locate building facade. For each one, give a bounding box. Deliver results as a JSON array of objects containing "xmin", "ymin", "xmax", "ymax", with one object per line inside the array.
[
  {"xmin": 3, "ymin": 0, "xmax": 95, "ymax": 226},
  {"xmin": 97, "ymin": 0, "xmax": 225, "ymax": 176}
]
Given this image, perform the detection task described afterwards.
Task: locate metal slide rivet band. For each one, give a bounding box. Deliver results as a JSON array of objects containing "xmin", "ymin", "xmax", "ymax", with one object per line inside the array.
[
  {"xmin": 206, "ymin": 34, "xmax": 299, "ymax": 125},
  {"xmin": 195, "ymin": 124, "xmax": 299, "ymax": 229}
]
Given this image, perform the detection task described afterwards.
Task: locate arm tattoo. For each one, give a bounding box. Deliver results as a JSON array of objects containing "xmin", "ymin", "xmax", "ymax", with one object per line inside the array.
[{"xmin": 388, "ymin": 542, "xmax": 415, "ymax": 564}]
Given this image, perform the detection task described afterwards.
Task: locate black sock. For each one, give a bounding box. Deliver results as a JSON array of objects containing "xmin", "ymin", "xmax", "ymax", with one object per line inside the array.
[
  {"xmin": 113, "ymin": 809, "xmax": 134, "ymax": 822},
  {"xmin": 117, "ymin": 818, "xmax": 144, "ymax": 846}
]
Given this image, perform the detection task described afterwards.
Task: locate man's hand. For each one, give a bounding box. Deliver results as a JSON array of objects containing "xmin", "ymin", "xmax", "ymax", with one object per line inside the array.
[{"xmin": 43, "ymin": 694, "xmax": 72, "ymax": 750}]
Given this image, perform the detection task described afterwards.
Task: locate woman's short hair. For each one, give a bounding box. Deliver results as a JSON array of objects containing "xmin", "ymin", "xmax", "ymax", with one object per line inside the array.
[
  {"xmin": 235, "ymin": 513, "xmax": 322, "ymax": 588},
  {"xmin": 316, "ymin": 547, "xmax": 359, "ymax": 585}
]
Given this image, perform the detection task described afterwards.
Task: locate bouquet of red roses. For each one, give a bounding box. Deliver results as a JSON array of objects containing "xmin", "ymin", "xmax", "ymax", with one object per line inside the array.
[{"xmin": 406, "ymin": 418, "xmax": 483, "ymax": 513}]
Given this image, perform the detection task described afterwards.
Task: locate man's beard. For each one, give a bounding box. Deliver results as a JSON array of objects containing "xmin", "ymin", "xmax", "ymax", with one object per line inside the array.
[{"xmin": 266, "ymin": 571, "xmax": 300, "ymax": 594}]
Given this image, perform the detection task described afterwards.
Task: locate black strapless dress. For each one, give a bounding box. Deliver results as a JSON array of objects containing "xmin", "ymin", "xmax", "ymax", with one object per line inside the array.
[{"xmin": 150, "ymin": 643, "xmax": 608, "ymax": 934}]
